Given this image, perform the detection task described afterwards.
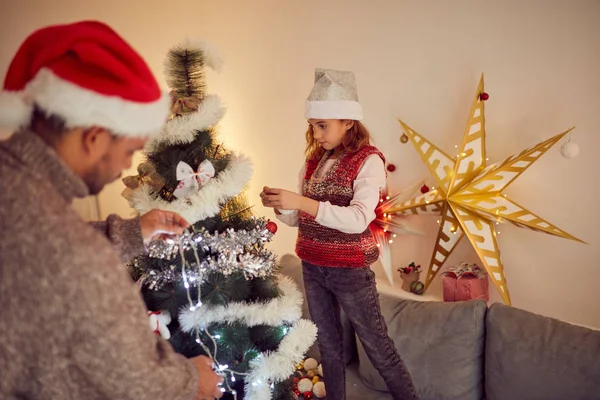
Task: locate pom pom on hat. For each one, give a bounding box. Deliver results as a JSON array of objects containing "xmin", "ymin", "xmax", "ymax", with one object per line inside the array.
[
  {"xmin": 0, "ymin": 91, "xmax": 33, "ymax": 132},
  {"xmin": 0, "ymin": 20, "xmax": 169, "ymax": 137}
]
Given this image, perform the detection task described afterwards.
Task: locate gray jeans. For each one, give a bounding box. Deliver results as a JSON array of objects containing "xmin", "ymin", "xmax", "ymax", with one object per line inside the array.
[{"xmin": 302, "ymin": 262, "xmax": 418, "ymax": 400}]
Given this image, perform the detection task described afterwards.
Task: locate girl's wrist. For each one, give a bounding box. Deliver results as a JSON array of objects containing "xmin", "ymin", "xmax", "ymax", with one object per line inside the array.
[{"xmin": 299, "ymin": 196, "xmax": 319, "ymax": 217}]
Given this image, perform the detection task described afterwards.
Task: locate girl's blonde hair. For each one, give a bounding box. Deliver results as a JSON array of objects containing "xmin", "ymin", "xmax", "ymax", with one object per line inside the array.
[{"xmin": 304, "ymin": 120, "xmax": 372, "ymax": 161}]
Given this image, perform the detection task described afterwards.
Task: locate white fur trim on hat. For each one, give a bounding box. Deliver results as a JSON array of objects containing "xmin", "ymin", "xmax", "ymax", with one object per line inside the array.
[
  {"xmin": 0, "ymin": 68, "xmax": 170, "ymax": 137},
  {"xmin": 305, "ymin": 100, "xmax": 363, "ymax": 121}
]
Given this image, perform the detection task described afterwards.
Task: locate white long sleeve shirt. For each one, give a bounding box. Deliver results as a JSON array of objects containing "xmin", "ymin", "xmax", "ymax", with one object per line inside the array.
[{"xmin": 275, "ymin": 154, "xmax": 386, "ymax": 234}]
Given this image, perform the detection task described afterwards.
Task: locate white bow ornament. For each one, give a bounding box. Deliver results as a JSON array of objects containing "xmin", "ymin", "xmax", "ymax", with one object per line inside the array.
[
  {"xmin": 173, "ymin": 160, "xmax": 215, "ymax": 199},
  {"xmin": 148, "ymin": 310, "xmax": 172, "ymax": 340}
]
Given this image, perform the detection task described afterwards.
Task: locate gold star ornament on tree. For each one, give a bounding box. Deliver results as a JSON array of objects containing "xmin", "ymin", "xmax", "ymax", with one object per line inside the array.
[{"xmin": 390, "ymin": 74, "xmax": 585, "ymax": 305}]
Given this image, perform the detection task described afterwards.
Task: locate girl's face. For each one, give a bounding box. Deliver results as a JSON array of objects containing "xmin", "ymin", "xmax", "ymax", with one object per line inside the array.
[{"xmin": 308, "ymin": 119, "xmax": 354, "ymax": 151}]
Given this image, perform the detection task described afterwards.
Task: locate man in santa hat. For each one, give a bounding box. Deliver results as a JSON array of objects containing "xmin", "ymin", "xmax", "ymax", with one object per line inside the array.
[{"xmin": 0, "ymin": 21, "xmax": 222, "ymax": 400}]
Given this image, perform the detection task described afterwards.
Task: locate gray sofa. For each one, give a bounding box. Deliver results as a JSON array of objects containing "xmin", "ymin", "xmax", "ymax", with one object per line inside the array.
[{"xmin": 279, "ymin": 255, "xmax": 600, "ymax": 400}]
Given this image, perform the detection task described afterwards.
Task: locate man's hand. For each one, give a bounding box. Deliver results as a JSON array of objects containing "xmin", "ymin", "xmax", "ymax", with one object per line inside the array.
[
  {"xmin": 139, "ymin": 209, "xmax": 190, "ymax": 244},
  {"xmin": 191, "ymin": 355, "xmax": 224, "ymax": 400}
]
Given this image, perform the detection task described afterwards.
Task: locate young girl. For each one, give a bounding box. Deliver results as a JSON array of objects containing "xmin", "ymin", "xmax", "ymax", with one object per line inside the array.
[{"xmin": 261, "ymin": 68, "xmax": 418, "ymax": 400}]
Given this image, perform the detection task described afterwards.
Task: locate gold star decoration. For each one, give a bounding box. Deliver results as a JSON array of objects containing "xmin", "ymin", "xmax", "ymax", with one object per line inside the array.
[{"xmin": 389, "ymin": 74, "xmax": 585, "ymax": 305}]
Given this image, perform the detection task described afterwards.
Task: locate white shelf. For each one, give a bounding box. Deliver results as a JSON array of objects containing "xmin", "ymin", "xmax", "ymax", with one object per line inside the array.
[{"xmin": 375, "ymin": 277, "xmax": 441, "ymax": 302}]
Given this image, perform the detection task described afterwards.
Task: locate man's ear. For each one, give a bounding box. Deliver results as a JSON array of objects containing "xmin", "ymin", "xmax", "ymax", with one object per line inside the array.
[{"xmin": 81, "ymin": 126, "xmax": 112, "ymax": 159}]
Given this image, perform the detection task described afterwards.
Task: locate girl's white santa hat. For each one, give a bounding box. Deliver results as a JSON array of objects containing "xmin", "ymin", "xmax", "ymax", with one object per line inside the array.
[
  {"xmin": 0, "ymin": 20, "xmax": 169, "ymax": 136},
  {"xmin": 305, "ymin": 68, "xmax": 363, "ymax": 121}
]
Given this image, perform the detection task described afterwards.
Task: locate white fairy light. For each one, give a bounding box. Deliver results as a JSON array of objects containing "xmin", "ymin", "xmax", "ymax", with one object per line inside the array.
[{"xmin": 175, "ymin": 235, "xmax": 267, "ymax": 400}]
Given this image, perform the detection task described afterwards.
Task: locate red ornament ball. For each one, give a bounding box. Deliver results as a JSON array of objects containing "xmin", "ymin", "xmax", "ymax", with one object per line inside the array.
[
  {"xmin": 294, "ymin": 389, "xmax": 301, "ymax": 397},
  {"xmin": 386, "ymin": 163, "xmax": 396, "ymax": 172},
  {"xmin": 266, "ymin": 221, "xmax": 278, "ymax": 234},
  {"xmin": 480, "ymin": 92, "xmax": 489, "ymax": 101},
  {"xmin": 303, "ymin": 392, "xmax": 313, "ymax": 399},
  {"xmin": 420, "ymin": 184, "xmax": 430, "ymax": 194},
  {"xmin": 293, "ymin": 377, "xmax": 300, "ymax": 384}
]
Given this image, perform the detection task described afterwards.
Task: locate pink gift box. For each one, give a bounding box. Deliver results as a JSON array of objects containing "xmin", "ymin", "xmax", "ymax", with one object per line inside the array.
[{"xmin": 442, "ymin": 265, "xmax": 490, "ymax": 302}]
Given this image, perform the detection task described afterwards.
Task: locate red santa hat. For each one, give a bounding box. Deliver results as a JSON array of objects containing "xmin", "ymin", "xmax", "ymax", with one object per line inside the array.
[{"xmin": 0, "ymin": 20, "xmax": 169, "ymax": 137}]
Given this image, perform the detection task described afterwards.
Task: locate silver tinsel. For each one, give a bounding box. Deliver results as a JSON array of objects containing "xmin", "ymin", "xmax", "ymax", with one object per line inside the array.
[{"xmin": 138, "ymin": 219, "xmax": 278, "ymax": 290}]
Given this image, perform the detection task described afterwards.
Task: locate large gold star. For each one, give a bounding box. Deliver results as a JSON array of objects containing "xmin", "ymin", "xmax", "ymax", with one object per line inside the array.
[{"xmin": 389, "ymin": 74, "xmax": 584, "ymax": 305}]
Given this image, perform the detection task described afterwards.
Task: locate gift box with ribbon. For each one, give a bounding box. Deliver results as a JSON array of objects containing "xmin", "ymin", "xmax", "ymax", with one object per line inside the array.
[{"xmin": 442, "ymin": 262, "xmax": 489, "ymax": 302}]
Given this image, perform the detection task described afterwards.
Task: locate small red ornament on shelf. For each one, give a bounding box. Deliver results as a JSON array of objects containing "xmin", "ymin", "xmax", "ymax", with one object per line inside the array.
[
  {"xmin": 386, "ymin": 163, "xmax": 396, "ymax": 172},
  {"xmin": 294, "ymin": 389, "xmax": 301, "ymax": 397},
  {"xmin": 266, "ymin": 220, "xmax": 278, "ymax": 234},
  {"xmin": 303, "ymin": 391, "xmax": 313, "ymax": 399},
  {"xmin": 420, "ymin": 184, "xmax": 430, "ymax": 194},
  {"xmin": 479, "ymin": 92, "xmax": 489, "ymax": 101},
  {"xmin": 399, "ymin": 261, "xmax": 421, "ymax": 275}
]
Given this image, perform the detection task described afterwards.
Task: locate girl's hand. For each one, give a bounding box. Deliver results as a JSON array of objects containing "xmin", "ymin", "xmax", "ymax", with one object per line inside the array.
[
  {"xmin": 260, "ymin": 186, "xmax": 319, "ymax": 217},
  {"xmin": 260, "ymin": 186, "xmax": 274, "ymax": 208},
  {"xmin": 261, "ymin": 187, "xmax": 304, "ymax": 210}
]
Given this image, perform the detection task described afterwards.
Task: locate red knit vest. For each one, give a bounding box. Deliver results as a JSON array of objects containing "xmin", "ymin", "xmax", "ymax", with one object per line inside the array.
[{"xmin": 296, "ymin": 145, "xmax": 385, "ymax": 268}]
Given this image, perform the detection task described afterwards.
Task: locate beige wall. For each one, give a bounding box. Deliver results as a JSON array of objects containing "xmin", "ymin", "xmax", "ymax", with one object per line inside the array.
[{"xmin": 2, "ymin": 0, "xmax": 599, "ymax": 327}]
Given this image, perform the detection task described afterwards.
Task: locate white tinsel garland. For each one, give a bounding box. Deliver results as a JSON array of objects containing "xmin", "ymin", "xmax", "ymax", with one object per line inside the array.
[
  {"xmin": 244, "ymin": 319, "xmax": 318, "ymax": 400},
  {"xmin": 137, "ymin": 249, "xmax": 277, "ymax": 290},
  {"xmin": 179, "ymin": 276, "xmax": 303, "ymax": 330},
  {"xmin": 147, "ymin": 221, "xmax": 273, "ymax": 261},
  {"xmin": 129, "ymin": 153, "xmax": 253, "ymax": 225},
  {"xmin": 178, "ymin": 274, "xmax": 317, "ymax": 400},
  {"xmin": 139, "ymin": 222, "xmax": 277, "ymax": 287},
  {"xmin": 145, "ymin": 94, "xmax": 226, "ymax": 153}
]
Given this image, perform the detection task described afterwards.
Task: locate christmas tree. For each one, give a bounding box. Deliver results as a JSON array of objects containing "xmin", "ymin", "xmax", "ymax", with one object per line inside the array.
[{"xmin": 123, "ymin": 40, "xmax": 317, "ymax": 400}]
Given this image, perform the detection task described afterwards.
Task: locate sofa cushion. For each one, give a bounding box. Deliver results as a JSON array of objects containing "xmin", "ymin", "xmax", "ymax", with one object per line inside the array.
[
  {"xmin": 485, "ymin": 303, "xmax": 600, "ymax": 400},
  {"xmin": 279, "ymin": 254, "xmax": 357, "ymax": 363},
  {"xmin": 346, "ymin": 362, "xmax": 392, "ymax": 400},
  {"xmin": 357, "ymin": 295, "xmax": 487, "ymax": 400}
]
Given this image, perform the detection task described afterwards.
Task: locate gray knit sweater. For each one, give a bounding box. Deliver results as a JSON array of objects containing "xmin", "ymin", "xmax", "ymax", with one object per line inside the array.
[{"xmin": 0, "ymin": 131, "xmax": 197, "ymax": 399}]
